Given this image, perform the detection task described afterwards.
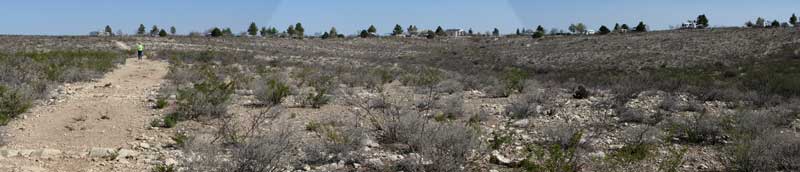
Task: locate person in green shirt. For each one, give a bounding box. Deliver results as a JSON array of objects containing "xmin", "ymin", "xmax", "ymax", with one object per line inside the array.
[{"xmin": 136, "ymin": 43, "xmax": 144, "ymax": 60}]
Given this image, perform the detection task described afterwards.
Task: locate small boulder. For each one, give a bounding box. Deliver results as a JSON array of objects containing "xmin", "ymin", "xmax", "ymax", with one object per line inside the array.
[{"xmin": 89, "ymin": 148, "xmax": 115, "ymax": 158}]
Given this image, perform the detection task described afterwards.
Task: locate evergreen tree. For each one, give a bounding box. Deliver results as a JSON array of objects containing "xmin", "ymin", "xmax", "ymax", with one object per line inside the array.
[
  {"xmin": 137, "ymin": 24, "xmax": 146, "ymax": 35},
  {"xmin": 359, "ymin": 30, "xmax": 370, "ymax": 38},
  {"xmin": 516, "ymin": 28, "xmax": 521, "ymax": 35},
  {"xmin": 368, "ymin": 25, "xmax": 377, "ymax": 33},
  {"xmin": 407, "ymin": 25, "xmax": 418, "ymax": 35},
  {"xmin": 248, "ymin": 22, "xmax": 259, "ymax": 36},
  {"xmin": 536, "ymin": 25, "xmax": 545, "ymax": 33},
  {"xmin": 568, "ymin": 24, "xmax": 577, "ymax": 33},
  {"xmin": 635, "ymin": 22, "xmax": 647, "ymax": 32},
  {"xmin": 222, "ymin": 28, "xmax": 233, "ymax": 36},
  {"xmin": 104, "ymin": 25, "xmax": 113, "ymax": 36},
  {"xmin": 745, "ymin": 21, "xmax": 755, "ymax": 27},
  {"xmin": 468, "ymin": 28, "xmax": 474, "ymax": 35},
  {"xmin": 210, "ymin": 27, "xmax": 223, "ymax": 37},
  {"xmin": 435, "ymin": 26, "xmax": 446, "ymax": 36},
  {"xmin": 158, "ymin": 29, "xmax": 168, "ymax": 37},
  {"xmin": 170, "ymin": 26, "xmax": 176, "ymax": 35},
  {"xmin": 329, "ymin": 27, "xmax": 338, "ymax": 38},
  {"xmin": 392, "ymin": 24, "xmax": 404, "ymax": 36},
  {"xmin": 756, "ymin": 17, "xmax": 766, "ymax": 27},
  {"xmin": 598, "ymin": 25, "xmax": 611, "ymax": 35},
  {"xmin": 492, "ymin": 28, "xmax": 500, "ymax": 36},
  {"xmin": 613, "ymin": 23, "xmax": 621, "ymax": 32},
  {"xmin": 321, "ymin": 32, "xmax": 330, "ymax": 39},
  {"xmin": 287, "ymin": 25, "xmax": 296, "ymax": 36},
  {"xmin": 791, "ymin": 14, "xmax": 798, "ymax": 26},
  {"xmin": 697, "ymin": 14, "xmax": 709, "ymax": 28},
  {"xmin": 532, "ymin": 31, "xmax": 544, "ymax": 38},
  {"xmin": 621, "ymin": 24, "xmax": 630, "ymax": 30},
  {"xmin": 270, "ymin": 27, "xmax": 279, "ymax": 35},
  {"xmin": 150, "ymin": 25, "xmax": 159, "ymax": 36},
  {"xmin": 426, "ymin": 30, "xmax": 436, "ymax": 39},
  {"xmin": 295, "ymin": 23, "xmax": 305, "ymax": 38},
  {"xmin": 260, "ymin": 27, "xmax": 268, "ymax": 37},
  {"xmin": 771, "ymin": 20, "xmax": 781, "ymax": 28}
]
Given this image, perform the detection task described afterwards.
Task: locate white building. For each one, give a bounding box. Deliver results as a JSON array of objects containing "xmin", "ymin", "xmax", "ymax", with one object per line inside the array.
[{"xmin": 445, "ymin": 29, "xmax": 466, "ymax": 37}]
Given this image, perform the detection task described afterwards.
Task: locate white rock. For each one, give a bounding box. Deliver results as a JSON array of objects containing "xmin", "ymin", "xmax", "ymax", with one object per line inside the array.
[
  {"xmin": 88, "ymin": 148, "xmax": 115, "ymax": 158},
  {"xmin": 116, "ymin": 149, "xmax": 139, "ymax": 159},
  {"xmin": 491, "ymin": 150, "xmax": 516, "ymax": 166},
  {"xmin": 32, "ymin": 149, "xmax": 62, "ymax": 159},
  {"xmin": 164, "ymin": 158, "xmax": 178, "ymax": 166},
  {"xmin": 511, "ymin": 119, "xmax": 530, "ymax": 128}
]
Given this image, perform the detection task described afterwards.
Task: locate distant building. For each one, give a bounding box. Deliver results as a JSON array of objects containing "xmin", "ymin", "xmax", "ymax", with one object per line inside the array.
[
  {"xmin": 445, "ymin": 29, "xmax": 466, "ymax": 37},
  {"xmin": 681, "ymin": 20, "xmax": 698, "ymax": 29},
  {"xmin": 586, "ymin": 30, "xmax": 596, "ymax": 35}
]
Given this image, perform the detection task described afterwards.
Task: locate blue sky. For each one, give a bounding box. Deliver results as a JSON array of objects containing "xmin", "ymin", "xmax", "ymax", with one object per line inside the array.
[{"xmin": 0, "ymin": 0, "xmax": 797, "ymax": 35}]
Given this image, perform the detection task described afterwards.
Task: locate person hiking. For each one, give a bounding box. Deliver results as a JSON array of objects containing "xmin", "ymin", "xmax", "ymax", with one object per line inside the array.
[{"xmin": 136, "ymin": 43, "xmax": 144, "ymax": 60}]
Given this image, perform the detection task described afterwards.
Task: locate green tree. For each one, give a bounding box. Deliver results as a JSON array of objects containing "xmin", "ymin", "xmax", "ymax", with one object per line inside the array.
[
  {"xmin": 613, "ymin": 23, "xmax": 621, "ymax": 32},
  {"xmin": 407, "ymin": 25, "xmax": 418, "ymax": 35},
  {"xmin": 621, "ymin": 24, "xmax": 630, "ymax": 30},
  {"xmin": 294, "ymin": 23, "xmax": 305, "ymax": 38},
  {"xmin": 468, "ymin": 28, "xmax": 474, "ymax": 35},
  {"xmin": 329, "ymin": 27, "xmax": 338, "ymax": 38},
  {"xmin": 791, "ymin": 14, "xmax": 798, "ymax": 26},
  {"xmin": 635, "ymin": 21, "xmax": 647, "ymax": 32},
  {"xmin": 158, "ymin": 29, "xmax": 168, "ymax": 37},
  {"xmin": 321, "ymin": 32, "xmax": 331, "ymax": 39},
  {"xmin": 137, "ymin": 24, "xmax": 146, "ymax": 35},
  {"xmin": 269, "ymin": 27, "xmax": 278, "ymax": 35},
  {"xmin": 598, "ymin": 25, "xmax": 611, "ymax": 35},
  {"xmin": 392, "ymin": 24, "xmax": 404, "ymax": 36},
  {"xmin": 426, "ymin": 30, "xmax": 436, "ymax": 39},
  {"xmin": 516, "ymin": 28, "xmax": 521, "ymax": 35},
  {"xmin": 104, "ymin": 25, "xmax": 113, "ymax": 36},
  {"xmin": 532, "ymin": 31, "xmax": 544, "ymax": 39},
  {"xmin": 756, "ymin": 17, "xmax": 766, "ymax": 27},
  {"xmin": 492, "ymin": 28, "xmax": 500, "ymax": 36},
  {"xmin": 170, "ymin": 26, "xmax": 176, "ymax": 35},
  {"xmin": 536, "ymin": 25, "xmax": 545, "ymax": 33},
  {"xmin": 260, "ymin": 27, "xmax": 268, "ymax": 37},
  {"xmin": 359, "ymin": 30, "xmax": 370, "ymax": 38},
  {"xmin": 248, "ymin": 22, "xmax": 259, "ymax": 36},
  {"xmin": 771, "ymin": 20, "xmax": 781, "ymax": 28},
  {"xmin": 368, "ymin": 25, "xmax": 377, "ymax": 33},
  {"xmin": 210, "ymin": 27, "xmax": 223, "ymax": 37},
  {"xmin": 222, "ymin": 28, "xmax": 233, "ymax": 36},
  {"xmin": 150, "ymin": 25, "xmax": 159, "ymax": 36},
  {"xmin": 697, "ymin": 14, "xmax": 709, "ymax": 28},
  {"xmin": 436, "ymin": 26, "xmax": 446, "ymax": 36},
  {"xmin": 287, "ymin": 25, "xmax": 296, "ymax": 36}
]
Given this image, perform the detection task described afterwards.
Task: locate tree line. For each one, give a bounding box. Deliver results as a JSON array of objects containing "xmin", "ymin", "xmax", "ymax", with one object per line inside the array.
[{"xmin": 97, "ymin": 13, "xmax": 799, "ymax": 38}]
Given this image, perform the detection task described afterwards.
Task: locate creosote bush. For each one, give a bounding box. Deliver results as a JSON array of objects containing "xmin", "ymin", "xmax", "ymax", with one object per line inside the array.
[
  {"xmin": 175, "ymin": 74, "xmax": 235, "ymax": 120},
  {"xmin": 254, "ymin": 77, "xmax": 292, "ymax": 106},
  {"xmin": 0, "ymin": 85, "xmax": 33, "ymax": 125}
]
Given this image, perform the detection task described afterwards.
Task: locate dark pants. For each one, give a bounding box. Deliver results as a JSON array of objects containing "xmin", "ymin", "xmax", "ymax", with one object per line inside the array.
[{"xmin": 137, "ymin": 51, "xmax": 143, "ymax": 59}]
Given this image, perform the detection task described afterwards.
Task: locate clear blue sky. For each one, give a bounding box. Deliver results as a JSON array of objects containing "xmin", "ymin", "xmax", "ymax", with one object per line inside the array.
[{"xmin": 0, "ymin": 0, "xmax": 797, "ymax": 35}]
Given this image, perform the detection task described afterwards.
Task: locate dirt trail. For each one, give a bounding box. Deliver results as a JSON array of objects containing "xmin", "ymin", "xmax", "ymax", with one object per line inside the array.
[{"xmin": 0, "ymin": 43, "xmax": 170, "ymax": 171}]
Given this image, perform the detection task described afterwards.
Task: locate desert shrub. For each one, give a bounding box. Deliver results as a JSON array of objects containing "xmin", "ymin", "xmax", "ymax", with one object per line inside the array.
[
  {"xmin": 154, "ymin": 97, "xmax": 168, "ymax": 109},
  {"xmin": 490, "ymin": 130, "xmax": 514, "ymax": 150},
  {"xmin": 301, "ymin": 73, "xmax": 335, "ymax": 108},
  {"xmin": 436, "ymin": 79, "xmax": 464, "ymax": 94},
  {"xmin": 506, "ymin": 92, "xmax": 549, "ymax": 119},
  {"xmin": 502, "ymin": 67, "xmax": 529, "ymax": 92},
  {"xmin": 303, "ymin": 122, "xmax": 366, "ymax": 165},
  {"xmin": 151, "ymin": 164, "xmax": 176, "ymax": 172},
  {"xmin": 572, "ymin": 85, "xmax": 590, "ymax": 99},
  {"xmin": 609, "ymin": 126, "xmax": 663, "ymax": 163},
  {"xmin": 162, "ymin": 113, "xmax": 179, "ymax": 128},
  {"xmin": 663, "ymin": 112, "xmax": 724, "ymax": 144},
  {"xmin": 186, "ymin": 127, "xmax": 297, "ymax": 172},
  {"xmin": 254, "ymin": 77, "xmax": 291, "ymax": 106},
  {"xmin": 436, "ymin": 94, "xmax": 464, "ymax": 120},
  {"xmin": 726, "ymin": 131, "xmax": 800, "ymax": 171},
  {"xmin": 617, "ymin": 108, "xmax": 646, "ymax": 123},
  {"xmin": 376, "ymin": 111, "xmax": 479, "ymax": 171},
  {"xmin": 175, "ymin": 75, "xmax": 235, "ymax": 120},
  {"xmin": 521, "ymin": 126, "xmax": 584, "ymax": 172},
  {"xmin": 0, "ymin": 85, "xmax": 33, "ymax": 125}
]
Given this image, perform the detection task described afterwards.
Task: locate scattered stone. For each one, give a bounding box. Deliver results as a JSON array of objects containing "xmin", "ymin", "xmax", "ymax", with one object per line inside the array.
[
  {"xmin": 116, "ymin": 149, "xmax": 139, "ymax": 159},
  {"xmin": 89, "ymin": 148, "xmax": 115, "ymax": 158},
  {"xmin": 32, "ymin": 149, "xmax": 62, "ymax": 159},
  {"xmin": 491, "ymin": 150, "xmax": 517, "ymax": 166},
  {"xmin": 512, "ymin": 119, "xmax": 530, "ymax": 128}
]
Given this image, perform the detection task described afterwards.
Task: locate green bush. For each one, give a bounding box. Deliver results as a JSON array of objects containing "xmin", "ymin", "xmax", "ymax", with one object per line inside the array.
[
  {"xmin": 502, "ymin": 67, "xmax": 529, "ymax": 94},
  {"xmin": 175, "ymin": 75, "xmax": 235, "ymax": 120},
  {"xmin": 0, "ymin": 85, "xmax": 33, "ymax": 125},
  {"xmin": 254, "ymin": 78, "xmax": 291, "ymax": 106}
]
